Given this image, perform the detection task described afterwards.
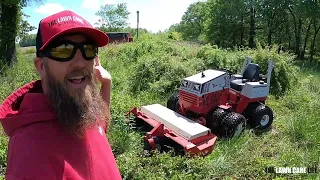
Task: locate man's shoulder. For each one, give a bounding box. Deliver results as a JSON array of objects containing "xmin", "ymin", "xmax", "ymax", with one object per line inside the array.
[
  {"xmin": 6, "ymin": 122, "xmax": 62, "ymax": 179},
  {"xmin": 8, "ymin": 121, "xmax": 60, "ymax": 159},
  {"xmin": 11, "ymin": 120, "xmax": 59, "ymax": 144}
]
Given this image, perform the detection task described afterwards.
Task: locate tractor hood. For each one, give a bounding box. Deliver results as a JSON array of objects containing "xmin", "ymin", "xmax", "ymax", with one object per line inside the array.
[{"xmin": 184, "ymin": 70, "xmax": 226, "ymax": 84}]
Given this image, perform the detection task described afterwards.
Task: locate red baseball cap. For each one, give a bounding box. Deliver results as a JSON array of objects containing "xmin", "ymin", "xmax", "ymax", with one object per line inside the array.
[{"xmin": 36, "ymin": 10, "xmax": 109, "ymax": 53}]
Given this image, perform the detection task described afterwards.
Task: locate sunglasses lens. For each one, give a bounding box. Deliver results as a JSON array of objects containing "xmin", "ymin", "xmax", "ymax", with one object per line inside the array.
[
  {"xmin": 84, "ymin": 44, "xmax": 98, "ymax": 58},
  {"xmin": 50, "ymin": 44, "xmax": 74, "ymax": 59}
]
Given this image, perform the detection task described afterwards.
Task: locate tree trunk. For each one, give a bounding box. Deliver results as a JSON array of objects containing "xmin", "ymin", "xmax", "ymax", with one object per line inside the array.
[
  {"xmin": 0, "ymin": 3, "xmax": 19, "ymax": 66},
  {"xmin": 240, "ymin": 15, "xmax": 244, "ymax": 46},
  {"xmin": 277, "ymin": 29, "xmax": 283, "ymax": 54},
  {"xmin": 285, "ymin": 14, "xmax": 292, "ymax": 51},
  {"xmin": 249, "ymin": 7, "xmax": 256, "ymax": 48},
  {"xmin": 232, "ymin": 30, "xmax": 236, "ymax": 46},
  {"xmin": 297, "ymin": 18, "xmax": 302, "ymax": 58},
  {"xmin": 301, "ymin": 18, "xmax": 312, "ymax": 59},
  {"xmin": 310, "ymin": 19, "xmax": 320, "ymax": 61},
  {"xmin": 278, "ymin": 39, "xmax": 282, "ymax": 54},
  {"xmin": 267, "ymin": 11, "xmax": 274, "ymax": 47},
  {"xmin": 267, "ymin": 20, "xmax": 272, "ymax": 47},
  {"xmin": 288, "ymin": 7, "xmax": 302, "ymax": 58}
]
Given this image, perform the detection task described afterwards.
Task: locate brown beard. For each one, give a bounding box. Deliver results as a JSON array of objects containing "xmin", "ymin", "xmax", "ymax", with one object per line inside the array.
[{"xmin": 45, "ymin": 65, "xmax": 110, "ymax": 139}]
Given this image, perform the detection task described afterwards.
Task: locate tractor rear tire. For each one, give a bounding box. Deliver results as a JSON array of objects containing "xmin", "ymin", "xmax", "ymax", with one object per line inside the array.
[
  {"xmin": 220, "ymin": 112, "xmax": 246, "ymax": 139},
  {"xmin": 167, "ymin": 92, "xmax": 180, "ymax": 113},
  {"xmin": 207, "ymin": 108, "xmax": 227, "ymax": 135},
  {"xmin": 243, "ymin": 102, "xmax": 260, "ymax": 119},
  {"xmin": 248, "ymin": 104, "xmax": 274, "ymax": 130}
]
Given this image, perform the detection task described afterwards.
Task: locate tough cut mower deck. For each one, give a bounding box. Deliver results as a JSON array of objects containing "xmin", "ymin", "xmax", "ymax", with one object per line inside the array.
[{"xmin": 127, "ymin": 104, "xmax": 218, "ymax": 156}]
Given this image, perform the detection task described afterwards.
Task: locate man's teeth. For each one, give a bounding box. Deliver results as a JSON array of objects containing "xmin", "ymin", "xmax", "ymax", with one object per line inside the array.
[{"xmin": 70, "ymin": 76, "xmax": 84, "ymax": 80}]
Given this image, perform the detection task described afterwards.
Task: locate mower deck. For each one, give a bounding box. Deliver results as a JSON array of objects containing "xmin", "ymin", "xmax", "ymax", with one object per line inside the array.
[{"xmin": 127, "ymin": 104, "xmax": 218, "ymax": 156}]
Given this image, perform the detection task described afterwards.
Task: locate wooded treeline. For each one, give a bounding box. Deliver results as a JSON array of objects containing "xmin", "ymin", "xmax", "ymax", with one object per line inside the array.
[
  {"xmin": 2, "ymin": 0, "xmax": 320, "ymax": 67},
  {"xmin": 169, "ymin": 0, "xmax": 320, "ymax": 61}
]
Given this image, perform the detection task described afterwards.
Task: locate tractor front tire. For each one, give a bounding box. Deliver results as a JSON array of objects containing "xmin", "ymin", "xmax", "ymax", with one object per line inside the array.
[
  {"xmin": 220, "ymin": 112, "xmax": 246, "ymax": 139},
  {"xmin": 167, "ymin": 92, "xmax": 180, "ymax": 113},
  {"xmin": 248, "ymin": 104, "xmax": 274, "ymax": 130},
  {"xmin": 207, "ymin": 108, "xmax": 227, "ymax": 135}
]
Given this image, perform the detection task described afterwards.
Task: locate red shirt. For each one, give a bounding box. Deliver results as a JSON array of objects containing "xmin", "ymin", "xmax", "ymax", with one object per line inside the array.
[{"xmin": 0, "ymin": 80, "xmax": 122, "ymax": 180}]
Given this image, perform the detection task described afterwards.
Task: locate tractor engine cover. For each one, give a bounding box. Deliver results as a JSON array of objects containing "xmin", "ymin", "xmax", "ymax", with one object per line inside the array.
[{"xmin": 179, "ymin": 69, "xmax": 230, "ymax": 115}]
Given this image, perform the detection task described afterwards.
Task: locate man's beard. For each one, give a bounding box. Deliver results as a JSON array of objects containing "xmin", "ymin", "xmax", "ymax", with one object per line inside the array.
[{"xmin": 45, "ymin": 66, "xmax": 110, "ymax": 139}]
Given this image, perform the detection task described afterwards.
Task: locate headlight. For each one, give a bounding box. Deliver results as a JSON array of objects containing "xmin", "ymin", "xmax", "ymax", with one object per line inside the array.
[
  {"xmin": 182, "ymin": 80, "xmax": 188, "ymax": 87},
  {"xmin": 194, "ymin": 84, "xmax": 200, "ymax": 91}
]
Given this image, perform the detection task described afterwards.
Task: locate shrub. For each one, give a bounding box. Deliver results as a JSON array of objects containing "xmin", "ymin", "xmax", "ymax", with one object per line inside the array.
[
  {"xmin": 104, "ymin": 34, "xmax": 297, "ymax": 99},
  {"xmin": 195, "ymin": 45, "xmax": 299, "ymax": 97},
  {"xmin": 128, "ymin": 53, "xmax": 194, "ymax": 96},
  {"xmin": 168, "ymin": 32, "xmax": 183, "ymax": 41}
]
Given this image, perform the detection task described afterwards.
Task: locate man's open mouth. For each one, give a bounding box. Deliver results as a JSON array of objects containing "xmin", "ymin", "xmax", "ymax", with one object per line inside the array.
[{"xmin": 68, "ymin": 76, "xmax": 86, "ymax": 84}]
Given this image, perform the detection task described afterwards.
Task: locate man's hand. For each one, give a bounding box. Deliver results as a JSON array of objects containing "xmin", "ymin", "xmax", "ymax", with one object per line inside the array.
[
  {"xmin": 94, "ymin": 56, "xmax": 112, "ymax": 85},
  {"xmin": 94, "ymin": 56, "xmax": 112, "ymax": 132}
]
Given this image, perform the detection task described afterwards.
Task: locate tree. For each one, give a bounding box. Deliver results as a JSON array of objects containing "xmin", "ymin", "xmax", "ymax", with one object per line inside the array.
[
  {"xmin": 177, "ymin": 1, "xmax": 207, "ymax": 42},
  {"xmin": 0, "ymin": 0, "xmax": 42, "ymax": 66},
  {"xmin": 205, "ymin": 0, "xmax": 249, "ymax": 48},
  {"xmin": 95, "ymin": 3, "xmax": 130, "ymax": 32},
  {"xmin": 18, "ymin": 12, "xmax": 36, "ymax": 39},
  {"xmin": 0, "ymin": 0, "xmax": 20, "ymax": 65},
  {"xmin": 19, "ymin": 34, "xmax": 36, "ymax": 47}
]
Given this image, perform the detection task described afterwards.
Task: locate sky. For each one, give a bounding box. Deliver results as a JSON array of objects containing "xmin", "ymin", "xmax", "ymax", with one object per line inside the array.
[{"xmin": 22, "ymin": 0, "xmax": 205, "ymax": 34}]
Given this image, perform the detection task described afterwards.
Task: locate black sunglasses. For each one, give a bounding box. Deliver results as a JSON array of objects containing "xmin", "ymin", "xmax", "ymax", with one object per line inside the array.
[{"xmin": 38, "ymin": 40, "xmax": 99, "ymax": 62}]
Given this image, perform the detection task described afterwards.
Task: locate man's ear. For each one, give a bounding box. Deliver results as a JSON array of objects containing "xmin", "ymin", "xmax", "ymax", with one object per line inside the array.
[{"xmin": 34, "ymin": 57, "xmax": 46, "ymax": 78}]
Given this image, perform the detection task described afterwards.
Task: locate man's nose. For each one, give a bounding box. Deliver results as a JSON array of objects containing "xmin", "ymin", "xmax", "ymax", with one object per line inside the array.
[{"xmin": 72, "ymin": 49, "xmax": 87, "ymax": 67}]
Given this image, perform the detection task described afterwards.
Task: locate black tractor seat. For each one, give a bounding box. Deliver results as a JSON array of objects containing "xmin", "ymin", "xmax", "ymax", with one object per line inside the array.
[{"xmin": 230, "ymin": 63, "xmax": 262, "ymax": 91}]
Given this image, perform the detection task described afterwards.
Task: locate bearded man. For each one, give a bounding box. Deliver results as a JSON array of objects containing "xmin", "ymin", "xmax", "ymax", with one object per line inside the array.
[{"xmin": 0, "ymin": 10, "xmax": 122, "ymax": 180}]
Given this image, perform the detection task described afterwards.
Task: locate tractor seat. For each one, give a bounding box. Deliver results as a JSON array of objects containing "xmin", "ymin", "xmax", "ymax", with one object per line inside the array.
[{"xmin": 230, "ymin": 63, "xmax": 261, "ymax": 91}]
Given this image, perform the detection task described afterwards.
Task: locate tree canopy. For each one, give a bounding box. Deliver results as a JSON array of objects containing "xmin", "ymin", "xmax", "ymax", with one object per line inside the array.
[
  {"xmin": 95, "ymin": 3, "xmax": 130, "ymax": 32},
  {"xmin": 170, "ymin": 0, "xmax": 320, "ymax": 61}
]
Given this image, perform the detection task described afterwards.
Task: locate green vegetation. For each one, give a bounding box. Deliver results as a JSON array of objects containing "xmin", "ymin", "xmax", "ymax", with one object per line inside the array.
[
  {"xmin": 170, "ymin": 0, "xmax": 320, "ymax": 62},
  {"xmin": 0, "ymin": 34, "xmax": 319, "ymax": 179}
]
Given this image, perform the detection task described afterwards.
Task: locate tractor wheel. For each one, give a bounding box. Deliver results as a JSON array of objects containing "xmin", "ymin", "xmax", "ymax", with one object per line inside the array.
[
  {"xmin": 207, "ymin": 108, "xmax": 227, "ymax": 135},
  {"xmin": 167, "ymin": 92, "xmax": 180, "ymax": 113},
  {"xmin": 248, "ymin": 104, "xmax": 274, "ymax": 130},
  {"xmin": 243, "ymin": 102, "xmax": 260, "ymax": 119},
  {"xmin": 220, "ymin": 112, "xmax": 246, "ymax": 139}
]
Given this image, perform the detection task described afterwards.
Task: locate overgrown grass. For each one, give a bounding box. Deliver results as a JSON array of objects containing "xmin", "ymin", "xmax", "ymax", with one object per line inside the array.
[{"xmin": 0, "ymin": 34, "xmax": 319, "ymax": 179}]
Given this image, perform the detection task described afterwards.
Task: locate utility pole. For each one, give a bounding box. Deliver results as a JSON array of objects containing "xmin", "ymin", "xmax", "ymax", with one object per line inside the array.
[{"xmin": 137, "ymin": 10, "xmax": 139, "ymax": 39}]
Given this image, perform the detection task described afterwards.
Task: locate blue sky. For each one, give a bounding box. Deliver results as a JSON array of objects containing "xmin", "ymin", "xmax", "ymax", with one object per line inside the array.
[{"xmin": 22, "ymin": 0, "xmax": 205, "ymax": 34}]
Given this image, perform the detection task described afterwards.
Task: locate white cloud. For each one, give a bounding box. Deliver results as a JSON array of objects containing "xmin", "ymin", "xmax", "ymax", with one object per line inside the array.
[
  {"xmin": 81, "ymin": 0, "xmax": 100, "ymax": 10},
  {"xmin": 81, "ymin": 0, "xmax": 117, "ymax": 10},
  {"xmin": 34, "ymin": 3, "xmax": 64, "ymax": 15},
  {"xmin": 103, "ymin": 0, "xmax": 117, "ymax": 5},
  {"xmin": 86, "ymin": 15, "xmax": 101, "ymax": 27}
]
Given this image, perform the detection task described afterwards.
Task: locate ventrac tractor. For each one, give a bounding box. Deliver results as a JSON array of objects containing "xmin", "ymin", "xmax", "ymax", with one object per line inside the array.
[{"xmin": 126, "ymin": 57, "xmax": 275, "ymax": 157}]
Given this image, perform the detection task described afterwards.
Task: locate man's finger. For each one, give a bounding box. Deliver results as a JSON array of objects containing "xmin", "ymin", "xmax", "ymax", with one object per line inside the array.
[{"xmin": 95, "ymin": 56, "xmax": 101, "ymax": 66}]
